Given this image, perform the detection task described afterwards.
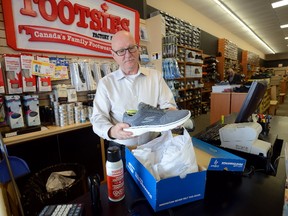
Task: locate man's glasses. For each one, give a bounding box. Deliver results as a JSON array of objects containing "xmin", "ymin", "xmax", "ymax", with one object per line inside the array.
[{"xmin": 112, "ymin": 45, "xmax": 139, "ymax": 56}]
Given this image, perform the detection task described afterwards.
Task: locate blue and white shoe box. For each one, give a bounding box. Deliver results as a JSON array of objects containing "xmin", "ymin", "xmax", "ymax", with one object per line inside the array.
[{"xmin": 125, "ymin": 137, "xmax": 246, "ymax": 212}]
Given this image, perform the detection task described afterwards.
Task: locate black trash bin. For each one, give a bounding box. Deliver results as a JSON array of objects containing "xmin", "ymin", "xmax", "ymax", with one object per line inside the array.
[{"xmin": 21, "ymin": 163, "xmax": 87, "ymax": 215}]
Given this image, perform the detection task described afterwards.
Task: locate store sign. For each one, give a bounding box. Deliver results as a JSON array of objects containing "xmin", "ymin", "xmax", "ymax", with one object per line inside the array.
[{"xmin": 2, "ymin": 0, "xmax": 139, "ymax": 57}]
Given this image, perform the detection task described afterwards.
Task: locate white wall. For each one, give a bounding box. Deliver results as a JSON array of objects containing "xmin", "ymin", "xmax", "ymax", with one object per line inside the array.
[{"xmin": 147, "ymin": 0, "xmax": 265, "ymax": 59}]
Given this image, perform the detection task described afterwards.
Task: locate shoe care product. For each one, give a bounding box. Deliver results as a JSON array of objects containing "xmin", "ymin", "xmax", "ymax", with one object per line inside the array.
[
  {"xmin": 69, "ymin": 62, "xmax": 88, "ymax": 92},
  {"xmin": 22, "ymin": 95, "xmax": 40, "ymax": 126},
  {"xmin": 3, "ymin": 54, "xmax": 23, "ymax": 94},
  {"xmin": 4, "ymin": 95, "xmax": 24, "ymax": 129},
  {"xmin": 0, "ymin": 64, "xmax": 5, "ymax": 94},
  {"xmin": 0, "ymin": 96, "xmax": 6, "ymax": 126},
  {"xmin": 106, "ymin": 146, "xmax": 125, "ymax": 202},
  {"xmin": 91, "ymin": 62, "xmax": 102, "ymax": 85},
  {"xmin": 82, "ymin": 62, "xmax": 96, "ymax": 91},
  {"xmin": 20, "ymin": 53, "xmax": 36, "ymax": 92},
  {"xmin": 35, "ymin": 56, "xmax": 52, "ymax": 92}
]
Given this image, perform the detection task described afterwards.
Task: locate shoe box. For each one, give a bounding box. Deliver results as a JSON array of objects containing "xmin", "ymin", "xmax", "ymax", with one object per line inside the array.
[
  {"xmin": 22, "ymin": 95, "xmax": 41, "ymax": 126},
  {"xmin": 126, "ymin": 137, "xmax": 246, "ymax": 212},
  {"xmin": 4, "ymin": 95, "xmax": 24, "ymax": 129},
  {"xmin": 185, "ymin": 65, "xmax": 202, "ymax": 78}
]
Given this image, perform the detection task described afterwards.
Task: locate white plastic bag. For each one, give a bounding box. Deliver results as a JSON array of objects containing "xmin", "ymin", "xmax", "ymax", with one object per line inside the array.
[{"xmin": 46, "ymin": 170, "xmax": 76, "ymax": 193}]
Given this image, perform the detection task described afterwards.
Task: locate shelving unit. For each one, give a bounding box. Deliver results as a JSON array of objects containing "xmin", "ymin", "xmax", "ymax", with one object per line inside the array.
[
  {"xmin": 241, "ymin": 50, "xmax": 260, "ymax": 79},
  {"xmin": 164, "ymin": 45, "xmax": 204, "ymax": 117},
  {"xmin": 145, "ymin": 13, "xmax": 204, "ymax": 117},
  {"xmin": 216, "ymin": 38, "xmax": 239, "ymax": 80}
]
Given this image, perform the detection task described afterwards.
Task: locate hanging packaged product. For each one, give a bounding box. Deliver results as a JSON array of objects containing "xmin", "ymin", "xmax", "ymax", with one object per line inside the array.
[
  {"xmin": 67, "ymin": 86, "xmax": 78, "ymax": 103},
  {"xmin": 100, "ymin": 63, "xmax": 112, "ymax": 77},
  {"xmin": 50, "ymin": 57, "xmax": 69, "ymax": 81},
  {"xmin": 81, "ymin": 61, "xmax": 96, "ymax": 91},
  {"xmin": 22, "ymin": 95, "xmax": 41, "ymax": 127},
  {"xmin": 69, "ymin": 62, "xmax": 88, "ymax": 92},
  {"xmin": 20, "ymin": 53, "xmax": 36, "ymax": 92},
  {"xmin": 0, "ymin": 64, "xmax": 5, "ymax": 94},
  {"xmin": 4, "ymin": 95, "xmax": 24, "ymax": 129},
  {"xmin": 52, "ymin": 84, "xmax": 68, "ymax": 103},
  {"xmin": 0, "ymin": 96, "xmax": 6, "ymax": 126},
  {"xmin": 35, "ymin": 56, "xmax": 53, "ymax": 92},
  {"xmin": 91, "ymin": 62, "xmax": 102, "ymax": 86},
  {"xmin": 3, "ymin": 54, "xmax": 23, "ymax": 94}
]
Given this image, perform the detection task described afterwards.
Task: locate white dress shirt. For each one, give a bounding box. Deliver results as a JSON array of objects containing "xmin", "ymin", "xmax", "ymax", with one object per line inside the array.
[{"xmin": 90, "ymin": 66, "xmax": 177, "ymax": 146}]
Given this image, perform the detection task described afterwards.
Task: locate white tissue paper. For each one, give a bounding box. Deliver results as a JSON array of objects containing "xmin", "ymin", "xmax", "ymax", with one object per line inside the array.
[{"xmin": 132, "ymin": 128, "xmax": 198, "ymax": 181}]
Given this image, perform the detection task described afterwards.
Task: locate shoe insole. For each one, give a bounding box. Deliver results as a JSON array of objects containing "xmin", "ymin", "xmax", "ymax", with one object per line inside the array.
[
  {"xmin": 29, "ymin": 111, "xmax": 38, "ymax": 117},
  {"xmin": 11, "ymin": 113, "xmax": 21, "ymax": 119}
]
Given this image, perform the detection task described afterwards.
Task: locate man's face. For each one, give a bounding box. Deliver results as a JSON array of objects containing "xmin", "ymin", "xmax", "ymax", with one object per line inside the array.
[{"xmin": 111, "ymin": 34, "xmax": 140, "ymax": 74}]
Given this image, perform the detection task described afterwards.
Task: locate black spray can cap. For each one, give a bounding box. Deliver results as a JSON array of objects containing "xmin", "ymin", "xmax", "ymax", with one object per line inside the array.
[{"xmin": 107, "ymin": 146, "xmax": 121, "ymax": 162}]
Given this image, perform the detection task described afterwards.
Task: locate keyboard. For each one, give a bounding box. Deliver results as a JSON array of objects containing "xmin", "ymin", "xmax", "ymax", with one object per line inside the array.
[
  {"xmin": 196, "ymin": 123, "xmax": 226, "ymax": 143},
  {"xmin": 38, "ymin": 203, "xmax": 83, "ymax": 216}
]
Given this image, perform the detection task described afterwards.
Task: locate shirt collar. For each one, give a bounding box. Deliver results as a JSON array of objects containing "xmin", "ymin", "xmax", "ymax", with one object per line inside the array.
[{"xmin": 114, "ymin": 65, "xmax": 149, "ymax": 80}]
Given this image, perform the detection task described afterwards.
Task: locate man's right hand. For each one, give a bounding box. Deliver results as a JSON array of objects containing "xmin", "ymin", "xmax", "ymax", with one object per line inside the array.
[{"xmin": 108, "ymin": 123, "xmax": 134, "ymax": 140}]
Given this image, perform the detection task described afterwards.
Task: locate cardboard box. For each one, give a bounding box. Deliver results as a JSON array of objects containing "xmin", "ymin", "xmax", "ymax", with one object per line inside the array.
[{"xmin": 126, "ymin": 137, "xmax": 246, "ymax": 212}]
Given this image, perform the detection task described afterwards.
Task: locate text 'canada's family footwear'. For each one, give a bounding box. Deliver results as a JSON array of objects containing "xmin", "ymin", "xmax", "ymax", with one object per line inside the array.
[{"xmin": 123, "ymin": 102, "xmax": 191, "ymax": 136}]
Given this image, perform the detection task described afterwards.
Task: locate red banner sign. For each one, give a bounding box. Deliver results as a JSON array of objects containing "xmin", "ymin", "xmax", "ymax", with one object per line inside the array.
[{"xmin": 2, "ymin": 0, "xmax": 140, "ymax": 58}]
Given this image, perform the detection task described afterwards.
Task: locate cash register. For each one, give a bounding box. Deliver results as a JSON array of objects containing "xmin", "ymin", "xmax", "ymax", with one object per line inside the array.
[
  {"xmin": 197, "ymin": 80, "xmax": 273, "ymax": 172},
  {"xmin": 219, "ymin": 122, "xmax": 271, "ymax": 157}
]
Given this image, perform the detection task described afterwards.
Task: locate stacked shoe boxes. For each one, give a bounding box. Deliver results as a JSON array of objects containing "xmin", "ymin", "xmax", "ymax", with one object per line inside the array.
[{"xmin": 126, "ymin": 137, "xmax": 246, "ymax": 212}]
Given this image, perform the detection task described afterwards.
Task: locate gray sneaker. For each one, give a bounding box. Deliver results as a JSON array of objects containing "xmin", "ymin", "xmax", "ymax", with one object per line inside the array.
[{"xmin": 123, "ymin": 102, "xmax": 191, "ymax": 136}]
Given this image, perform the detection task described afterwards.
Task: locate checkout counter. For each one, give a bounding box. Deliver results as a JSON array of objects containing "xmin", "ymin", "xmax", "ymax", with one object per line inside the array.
[{"xmin": 76, "ymin": 116, "xmax": 287, "ymax": 216}]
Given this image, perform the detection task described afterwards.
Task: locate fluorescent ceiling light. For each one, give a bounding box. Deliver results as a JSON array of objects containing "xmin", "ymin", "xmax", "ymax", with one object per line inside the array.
[
  {"xmin": 272, "ymin": 0, "xmax": 288, "ymax": 8},
  {"xmin": 213, "ymin": 0, "xmax": 275, "ymax": 54},
  {"xmin": 280, "ymin": 24, "xmax": 288, "ymax": 28},
  {"xmin": 285, "ymin": 37, "xmax": 288, "ymax": 39}
]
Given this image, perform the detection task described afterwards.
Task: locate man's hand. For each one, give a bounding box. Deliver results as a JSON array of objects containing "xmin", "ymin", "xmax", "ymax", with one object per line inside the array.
[{"xmin": 108, "ymin": 123, "xmax": 134, "ymax": 140}]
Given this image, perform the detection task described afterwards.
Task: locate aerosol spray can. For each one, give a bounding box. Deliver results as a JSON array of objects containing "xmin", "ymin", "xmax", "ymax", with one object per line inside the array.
[{"xmin": 106, "ymin": 146, "xmax": 125, "ymax": 202}]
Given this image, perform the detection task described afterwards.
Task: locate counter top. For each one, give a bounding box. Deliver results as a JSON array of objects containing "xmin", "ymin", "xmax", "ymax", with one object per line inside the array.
[{"xmin": 3, "ymin": 122, "xmax": 92, "ymax": 146}]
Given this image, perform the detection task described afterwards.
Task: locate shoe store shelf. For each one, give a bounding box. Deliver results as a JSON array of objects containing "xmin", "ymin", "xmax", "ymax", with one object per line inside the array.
[
  {"xmin": 241, "ymin": 50, "xmax": 260, "ymax": 79},
  {"xmin": 3, "ymin": 122, "xmax": 92, "ymax": 146},
  {"xmin": 216, "ymin": 38, "xmax": 240, "ymax": 81},
  {"xmin": 146, "ymin": 13, "xmax": 204, "ymax": 117}
]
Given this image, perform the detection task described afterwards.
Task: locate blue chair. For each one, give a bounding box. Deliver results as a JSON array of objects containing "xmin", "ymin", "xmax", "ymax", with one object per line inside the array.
[{"xmin": 0, "ymin": 144, "xmax": 30, "ymax": 184}]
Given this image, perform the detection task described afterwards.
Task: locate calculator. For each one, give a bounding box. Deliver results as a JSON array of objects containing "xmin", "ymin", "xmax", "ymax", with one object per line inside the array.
[{"xmin": 38, "ymin": 203, "xmax": 83, "ymax": 216}]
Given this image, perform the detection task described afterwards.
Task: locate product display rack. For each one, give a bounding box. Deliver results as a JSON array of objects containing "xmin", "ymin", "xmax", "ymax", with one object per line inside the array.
[
  {"xmin": 152, "ymin": 10, "xmax": 204, "ymax": 117},
  {"xmin": 241, "ymin": 50, "xmax": 260, "ymax": 79},
  {"xmin": 163, "ymin": 43, "xmax": 204, "ymax": 117},
  {"xmin": 216, "ymin": 38, "xmax": 240, "ymax": 81}
]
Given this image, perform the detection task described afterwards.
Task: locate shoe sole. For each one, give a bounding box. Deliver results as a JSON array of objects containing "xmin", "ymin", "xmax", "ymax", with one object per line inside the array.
[{"xmin": 123, "ymin": 112, "xmax": 191, "ymax": 137}]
